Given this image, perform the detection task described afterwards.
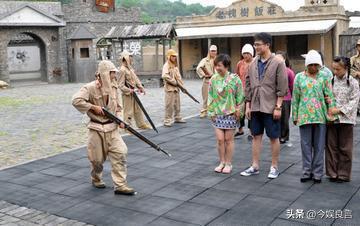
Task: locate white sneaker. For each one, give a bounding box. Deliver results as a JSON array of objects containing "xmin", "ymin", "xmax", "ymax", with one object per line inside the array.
[
  {"xmin": 240, "ymin": 166, "xmax": 259, "ymax": 176},
  {"xmin": 268, "ymin": 166, "xmax": 279, "ymax": 179}
]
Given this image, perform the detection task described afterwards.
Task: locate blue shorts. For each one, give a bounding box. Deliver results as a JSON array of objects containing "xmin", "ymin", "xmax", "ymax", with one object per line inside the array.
[{"xmin": 250, "ymin": 112, "xmax": 280, "ymax": 139}]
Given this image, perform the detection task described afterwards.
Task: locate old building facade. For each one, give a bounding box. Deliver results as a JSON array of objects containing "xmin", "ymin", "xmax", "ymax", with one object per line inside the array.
[
  {"xmin": 175, "ymin": 0, "xmax": 350, "ymax": 75},
  {"xmin": 0, "ymin": 0, "xmax": 140, "ymax": 85}
]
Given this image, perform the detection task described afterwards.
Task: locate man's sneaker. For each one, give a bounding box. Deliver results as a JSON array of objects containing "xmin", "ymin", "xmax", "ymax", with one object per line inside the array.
[
  {"xmin": 114, "ymin": 185, "xmax": 136, "ymax": 196},
  {"xmin": 268, "ymin": 166, "xmax": 279, "ymax": 179},
  {"xmin": 240, "ymin": 166, "xmax": 259, "ymax": 176},
  {"xmin": 92, "ymin": 181, "xmax": 106, "ymax": 189}
]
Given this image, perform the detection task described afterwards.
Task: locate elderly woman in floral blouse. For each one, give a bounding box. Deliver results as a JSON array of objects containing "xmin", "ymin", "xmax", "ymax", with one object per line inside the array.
[
  {"xmin": 208, "ymin": 54, "xmax": 245, "ymax": 174},
  {"xmin": 292, "ymin": 50, "xmax": 336, "ymax": 183},
  {"xmin": 326, "ymin": 56, "xmax": 360, "ymax": 183}
]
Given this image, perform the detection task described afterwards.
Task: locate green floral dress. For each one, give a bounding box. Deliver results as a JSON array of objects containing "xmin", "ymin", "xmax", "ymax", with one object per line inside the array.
[
  {"xmin": 208, "ymin": 72, "xmax": 244, "ymax": 117},
  {"xmin": 291, "ymin": 70, "xmax": 336, "ymax": 127}
]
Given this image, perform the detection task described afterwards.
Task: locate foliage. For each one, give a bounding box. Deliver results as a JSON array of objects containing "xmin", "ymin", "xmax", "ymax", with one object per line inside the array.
[
  {"xmin": 24, "ymin": 0, "xmax": 214, "ymax": 23},
  {"xmin": 115, "ymin": 0, "xmax": 214, "ymax": 23}
]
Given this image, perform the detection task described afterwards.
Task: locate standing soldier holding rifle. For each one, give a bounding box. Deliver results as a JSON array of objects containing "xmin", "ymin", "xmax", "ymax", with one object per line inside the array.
[
  {"xmin": 196, "ymin": 45, "xmax": 217, "ymax": 118},
  {"xmin": 162, "ymin": 49, "xmax": 187, "ymax": 127},
  {"xmin": 72, "ymin": 60, "xmax": 136, "ymax": 195},
  {"xmin": 118, "ymin": 50, "xmax": 152, "ymax": 130}
]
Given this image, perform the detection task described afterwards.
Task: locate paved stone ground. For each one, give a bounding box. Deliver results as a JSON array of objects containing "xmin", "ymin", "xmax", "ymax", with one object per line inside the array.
[
  {"xmin": 0, "ymin": 80, "xmax": 203, "ymax": 169},
  {"xmin": 0, "ymin": 200, "xmax": 93, "ymax": 226},
  {"xmin": 0, "ymin": 115, "xmax": 359, "ymax": 225}
]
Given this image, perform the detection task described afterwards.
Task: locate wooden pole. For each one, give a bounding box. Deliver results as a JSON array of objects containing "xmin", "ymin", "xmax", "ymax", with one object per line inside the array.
[
  {"xmin": 162, "ymin": 38, "xmax": 166, "ymax": 64},
  {"xmin": 155, "ymin": 40, "xmax": 159, "ymax": 71}
]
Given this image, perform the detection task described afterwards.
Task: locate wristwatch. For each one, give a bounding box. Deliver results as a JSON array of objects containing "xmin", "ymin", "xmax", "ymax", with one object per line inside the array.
[{"xmin": 275, "ymin": 105, "xmax": 282, "ymax": 111}]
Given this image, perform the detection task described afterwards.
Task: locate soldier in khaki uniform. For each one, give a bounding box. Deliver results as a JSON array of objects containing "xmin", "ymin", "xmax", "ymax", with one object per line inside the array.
[
  {"xmin": 72, "ymin": 60, "xmax": 135, "ymax": 195},
  {"xmin": 118, "ymin": 51, "xmax": 151, "ymax": 129},
  {"xmin": 350, "ymin": 39, "xmax": 360, "ymax": 114},
  {"xmin": 162, "ymin": 49, "xmax": 186, "ymax": 127},
  {"xmin": 196, "ymin": 45, "xmax": 217, "ymax": 118}
]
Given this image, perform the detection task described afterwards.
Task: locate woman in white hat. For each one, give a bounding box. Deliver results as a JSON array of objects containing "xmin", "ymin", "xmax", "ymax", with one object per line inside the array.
[{"xmin": 291, "ymin": 49, "xmax": 336, "ymax": 183}]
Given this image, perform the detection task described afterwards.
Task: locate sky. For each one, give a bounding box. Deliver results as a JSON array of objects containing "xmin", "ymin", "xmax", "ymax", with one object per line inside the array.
[{"xmin": 172, "ymin": 0, "xmax": 360, "ymax": 26}]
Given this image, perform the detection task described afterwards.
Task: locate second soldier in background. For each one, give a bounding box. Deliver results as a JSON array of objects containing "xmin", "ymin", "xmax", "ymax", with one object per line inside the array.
[
  {"xmin": 196, "ymin": 45, "xmax": 217, "ymax": 118},
  {"xmin": 162, "ymin": 49, "xmax": 186, "ymax": 127},
  {"xmin": 118, "ymin": 51, "xmax": 151, "ymax": 130}
]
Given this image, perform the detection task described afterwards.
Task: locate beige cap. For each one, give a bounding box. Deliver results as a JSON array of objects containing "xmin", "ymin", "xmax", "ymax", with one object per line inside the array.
[
  {"xmin": 209, "ymin": 45, "xmax": 217, "ymax": 51},
  {"xmin": 110, "ymin": 67, "xmax": 119, "ymax": 72},
  {"xmin": 357, "ymin": 39, "xmax": 360, "ymax": 45},
  {"xmin": 167, "ymin": 49, "xmax": 178, "ymax": 58}
]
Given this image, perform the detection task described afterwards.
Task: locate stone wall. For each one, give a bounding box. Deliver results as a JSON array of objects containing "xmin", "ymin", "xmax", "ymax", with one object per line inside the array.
[
  {"xmin": 62, "ymin": 0, "xmax": 141, "ymax": 82},
  {"xmin": 0, "ymin": 27, "xmax": 68, "ymax": 84},
  {"xmin": 0, "ymin": 0, "xmax": 142, "ymax": 84},
  {"xmin": 62, "ymin": 0, "xmax": 140, "ymax": 42}
]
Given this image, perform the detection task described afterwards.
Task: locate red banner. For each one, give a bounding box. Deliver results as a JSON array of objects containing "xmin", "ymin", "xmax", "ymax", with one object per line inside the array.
[{"xmin": 95, "ymin": 0, "xmax": 115, "ymax": 13}]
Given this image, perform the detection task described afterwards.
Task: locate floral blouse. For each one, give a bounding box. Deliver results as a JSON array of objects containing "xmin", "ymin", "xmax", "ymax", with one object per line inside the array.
[
  {"xmin": 291, "ymin": 70, "xmax": 336, "ymax": 126},
  {"xmin": 333, "ymin": 75, "xmax": 360, "ymax": 124},
  {"xmin": 208, "ymin": 72, "xmax": 245, "ymax": 117}
]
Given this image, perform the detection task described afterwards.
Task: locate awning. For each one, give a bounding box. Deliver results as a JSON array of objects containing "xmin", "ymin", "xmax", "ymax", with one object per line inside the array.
[
  {"xmin": 105, "ymin": 23, "xmax": 176, "ymax": 40},
  {"xmin": 176, "ymin": 20, "xmax": 336, "ymax": 39}
]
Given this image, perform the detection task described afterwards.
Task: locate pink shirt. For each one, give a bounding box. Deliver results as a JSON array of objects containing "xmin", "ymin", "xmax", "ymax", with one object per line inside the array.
[
  {"xmin": 284, "ymin": 67, "xmax": 295, "ymax": 101},
  {"xmin": 235, "ymin": 59, "xmax": 250, "ymax": 89}
]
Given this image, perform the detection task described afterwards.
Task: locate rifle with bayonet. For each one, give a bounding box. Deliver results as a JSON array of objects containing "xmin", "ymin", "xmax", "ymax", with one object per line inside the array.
[
  {"xmin": 102, "ymin": 107, "xmax": 171, "ymax": 157},
  {"xmin": 200, "ymin": 66, "xmax": 212, "ymax": 78},
  {"xmin": 125, "ymin": 81, "xmax": 158, "ymax": 133},
  {"xmin": 175, "ymin": 80, "xmax": 200, "ymax": 104}
]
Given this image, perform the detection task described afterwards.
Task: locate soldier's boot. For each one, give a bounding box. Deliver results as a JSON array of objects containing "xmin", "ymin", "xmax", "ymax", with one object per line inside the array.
[
  {"xmin": 174, "ymin": 118, "xmax": 186, "ymax": 123},
  {"xmin": 138, "ymin": 123, "xmax": 152, "ymax": 130},
  {"xmin": 163, "ymin": 120, "xmax": 172, "ymax": 127},
  {"xmin": 199, "ymin": 111, "xmax": 207, "ymax": 118},
  {"xmin": 92, "ymin": 180, "xmax": 106, "ymax": 189},
  {"xmin": 114, "ymin": 184, "xmax": 136, "ymax": 196}
]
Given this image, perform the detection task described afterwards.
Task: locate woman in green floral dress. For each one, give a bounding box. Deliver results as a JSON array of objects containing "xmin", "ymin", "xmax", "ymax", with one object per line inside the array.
[
  {"xmin": 208, "ymin": 54, "xmax": 245, "ymax": 174},
  {"xmin": 292, "ymin": 50, "xmax": 336, "ymax": 183}
]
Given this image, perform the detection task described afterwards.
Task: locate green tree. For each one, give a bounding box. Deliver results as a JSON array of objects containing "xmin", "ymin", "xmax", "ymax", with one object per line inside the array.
[
  {"xmin": 26, "ymin": 0, "xmax": 214, "ymax": 23},
  {"xmin": 116, "ymin": 0, "xmax": 214, "ymax": 23}
]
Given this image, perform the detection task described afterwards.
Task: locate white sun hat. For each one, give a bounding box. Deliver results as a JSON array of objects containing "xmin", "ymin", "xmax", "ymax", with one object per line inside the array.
[
  {"xmin": 241, "ymin": 44, "xmax": 254, "ymax": 57},
  {"xmin": 304, "ymin": 50, "xmax": 323, "ymax": 67}
]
